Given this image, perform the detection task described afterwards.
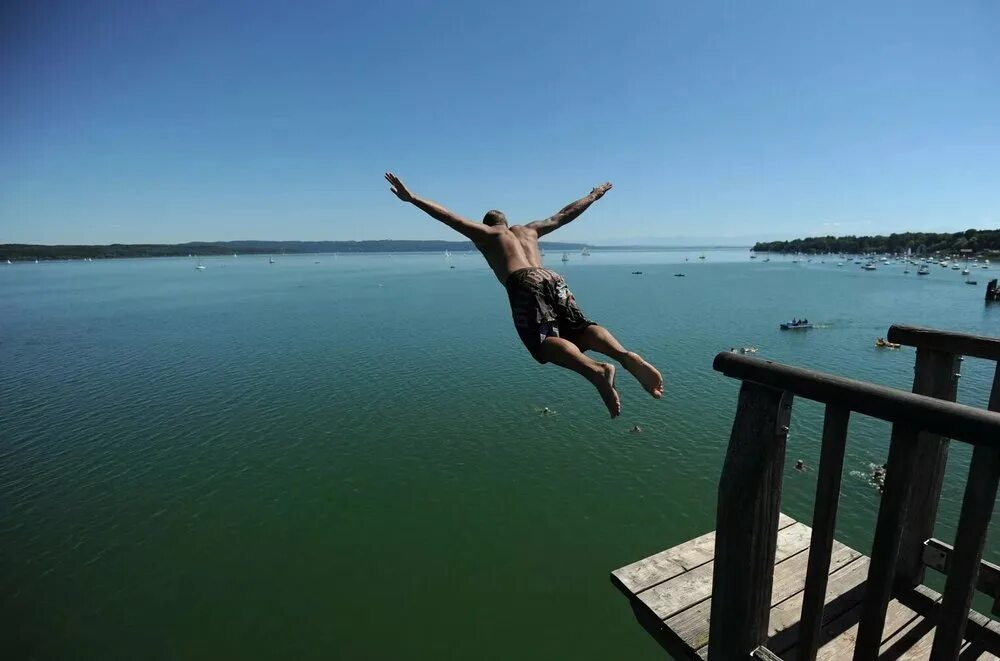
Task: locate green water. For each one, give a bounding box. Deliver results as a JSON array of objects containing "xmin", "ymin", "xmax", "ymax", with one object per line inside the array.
[{"xmin": 2, "ymin": 251, "xmax": 998, "ymax": 659}]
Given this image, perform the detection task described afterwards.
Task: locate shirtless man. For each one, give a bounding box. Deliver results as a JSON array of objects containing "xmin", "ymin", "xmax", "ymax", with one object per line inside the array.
[{"xmin": 385, "ymin": 172, "xmax": 663, "ymax": 417}]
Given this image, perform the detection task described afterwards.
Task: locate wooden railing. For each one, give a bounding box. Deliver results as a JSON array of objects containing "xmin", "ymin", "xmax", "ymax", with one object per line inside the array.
[{"xmin": 708, "ymin": 324, "xmax": 1000, "ymax": 661}]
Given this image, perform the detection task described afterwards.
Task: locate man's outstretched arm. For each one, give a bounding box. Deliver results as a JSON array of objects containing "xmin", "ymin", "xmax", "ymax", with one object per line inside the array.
[
  {"xmin": 385, "ymin": 172, "xmax": 490, "ymax": 241},
  {"xmin": 526, "ymin": 182, "xmax": 613, "ymax": 237}
]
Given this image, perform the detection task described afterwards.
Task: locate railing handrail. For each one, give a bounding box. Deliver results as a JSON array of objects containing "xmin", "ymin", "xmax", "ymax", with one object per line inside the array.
[
  {"xmin": 713, "ymin": 352, "xmax": 1000, "ymax": 447},
  {"xmin": 887, "ymin": 324, "xmax": 1000, "ymax": 361}
]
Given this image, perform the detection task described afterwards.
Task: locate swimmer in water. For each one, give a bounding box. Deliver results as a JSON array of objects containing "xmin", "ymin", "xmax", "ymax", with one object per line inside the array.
[
  {"xmin": 631, "ymin": 424, "xmax": 642, "ymax": 433},
  {"xmin": 795, "ymin": 459, "xmax": 806, "ymax": 471}
]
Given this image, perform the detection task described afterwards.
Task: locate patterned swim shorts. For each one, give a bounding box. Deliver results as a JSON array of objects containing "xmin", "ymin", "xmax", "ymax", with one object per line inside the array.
[{"xmin": 504, "ymin": 267, "xmax": 596, "ymax": 363}]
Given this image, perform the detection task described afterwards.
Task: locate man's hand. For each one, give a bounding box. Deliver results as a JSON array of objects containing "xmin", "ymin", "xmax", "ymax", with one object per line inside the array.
[
  {"xmin": 591, "ymin": 182, "xmax": 613, "ymax": 199},
  {"xmin": 385, "ymin": 172, "xmax": 413, "ymax": 203}
]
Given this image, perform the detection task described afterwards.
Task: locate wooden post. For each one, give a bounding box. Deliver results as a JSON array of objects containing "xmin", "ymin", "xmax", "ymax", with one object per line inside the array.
[
  {"xmin": 708, "ymin": 381, "xmax": 792, "ymax": 659},
  {"xmin": 798, "ymin": 405, "xmax": 851, "ymax": 661},
  {"xmin": 853, "ymin": 424, "xmax": 921, "ymax": 661},
  {"xmin": 929, "ymin": 364, "xmax": 1000, "ymax": 660},
  {"xmin": 896, "ymin": 347, "xmax": 961, "ymax": 589}
]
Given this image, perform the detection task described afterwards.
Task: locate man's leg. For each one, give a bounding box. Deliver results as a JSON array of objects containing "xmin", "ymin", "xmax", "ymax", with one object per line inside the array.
[
  {"xmin": 573, "ymin": 325, "xmax": 664, "ymax": 399},
  {"xmin": 537, "ymin": 336, "xmax": 621, "ymax": 418}
]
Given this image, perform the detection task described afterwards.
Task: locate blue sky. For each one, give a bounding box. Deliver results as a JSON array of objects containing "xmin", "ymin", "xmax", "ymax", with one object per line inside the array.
[{"xmin": 1, "ymin": 1, "xmax": 997, "ymax": 245}]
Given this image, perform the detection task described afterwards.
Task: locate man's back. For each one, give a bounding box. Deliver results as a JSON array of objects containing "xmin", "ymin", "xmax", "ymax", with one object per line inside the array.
[{"xmin": 475, "ymin": 225, "xmax": 544, "ymax": 284}]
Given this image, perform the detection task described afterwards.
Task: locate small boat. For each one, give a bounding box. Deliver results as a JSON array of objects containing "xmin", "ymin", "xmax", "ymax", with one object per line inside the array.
[
  {"xmin": 862, "ymin": 263, "xmax": 877, "ymax": 271},
  {"xmin": 917, "ymin": 265, "xmax": 930, "ymax": 275},
  {"xmin": 581, "ymin": 246, "xmax": 591, "ymax": 256},
  {"xmin": 837, "ymin": 262, "xmax": 844, "ymax": 267},
  {"xmin": 750, "ymin": 254, "xmax": 757, "ymax": 259},
  {"xmin": 780, "ymin": 320, "xmax": 813, "ymax": 330},
  {"xmin": 962, "ymin": 268, "xmax": 970, "ymax": 275},
  {"xmin": 875, "ymin": 339, "xmax": 901, "ymax": 349},
  {"xmin": 763, "ymin": 258, "xmax": 770, "ymax": 262},
  {"xmin": 561, "ymin": 252, "xmax": 569, "ymax": 263},
  {"xmin": 5, "ymin": 259, "xmax": 10, "ymax": 265},
  {"xmin": 966, "ymin": 278, "xmax": 978, "ymax": 285},
  {"xmin": 196, "ymin": 259, "xmax": 206, "ymax": 270},
  {"xmin": 673, "ymin": 273, "xmax": 685, "ymax": 277},
  {"xmin": 698, "ymin": 254, "xmax": 706, "ymax": 260},
  {"xmin": 632, "ymin": 271, "xmax": 644, "ymax": 275},
  {"xmin": 269, "ymin": 257, "xmax": 275, "ymax": 264}
]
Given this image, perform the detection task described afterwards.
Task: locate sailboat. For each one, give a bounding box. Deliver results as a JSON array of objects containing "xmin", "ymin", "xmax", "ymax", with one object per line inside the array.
[
  {"xmin": 269, "ymin": 256, "xmax": 275, "ymax": 264},
  {"xmin": 196, "ymin": 259, "xmax": 206, "ymax": 270},
  {"xmin": 581, "ymin": 246, "xmax": 591, "ymax": 257},
  {"xmin": 561, "ymin": 252, "xmax": 569, "ymax": 263}
]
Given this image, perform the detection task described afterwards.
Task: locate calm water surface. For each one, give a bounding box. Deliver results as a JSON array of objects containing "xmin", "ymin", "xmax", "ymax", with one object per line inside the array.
[{"xmin": 2, "ymin": 250, "xmax": 999, "ymax": 659}]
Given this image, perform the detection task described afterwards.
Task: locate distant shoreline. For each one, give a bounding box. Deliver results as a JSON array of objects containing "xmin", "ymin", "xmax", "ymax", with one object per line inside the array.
[
  {"xmin": 753, "ymin": 229, "xmax": 999, "ymax": 257},
  {"xmin": 0, "ymin": 240, "xmax": 751, "ymax": 261}
]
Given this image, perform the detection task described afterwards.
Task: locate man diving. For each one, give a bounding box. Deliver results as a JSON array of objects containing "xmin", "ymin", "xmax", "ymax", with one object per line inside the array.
[{"xmin": 385, "ymin": 172, "xmax": 663, "ymax": 418}]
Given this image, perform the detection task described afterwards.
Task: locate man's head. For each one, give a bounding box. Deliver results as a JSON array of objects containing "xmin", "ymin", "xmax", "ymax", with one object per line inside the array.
[{"xmin": 483, "ymin": 210, "xmax": 508, "ymax": 227}]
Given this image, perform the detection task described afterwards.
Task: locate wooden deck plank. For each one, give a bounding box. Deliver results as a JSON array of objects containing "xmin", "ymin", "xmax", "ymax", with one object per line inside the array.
[
  {"xmin": 612, "ymin": 514, "xmax": 1000, "ymax": 659},
  {"xmin": 669, "ymin": 542, "xmax": 861, "ymax": 654},
  {"xmin": 637, "ymin": 522, "xmax": 812, "ymax": 620},
  {"xmin": 768, "ymin": 555, "xmax": 870, "ymax": 655},
  {"xmin": 611, "ymin": 514, "xmax": 796, "ymax": 595},
  {"xmin": 813, "ymin": 589, "xmax": 933, "ymax": 660}
]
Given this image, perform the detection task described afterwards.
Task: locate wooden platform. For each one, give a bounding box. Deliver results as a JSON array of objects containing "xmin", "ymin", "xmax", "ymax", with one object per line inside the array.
[{"xmin": 611, "ymin": 514, "xmax": 1000, "ymax": 659}]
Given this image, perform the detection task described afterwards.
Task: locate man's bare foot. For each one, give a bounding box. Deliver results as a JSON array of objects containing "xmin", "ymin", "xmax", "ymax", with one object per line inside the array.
[
  {"xmin": 622, "ymin": 352, "xmax": 664, "ymax": 399},
  {"xmin": 591, "ymin": 363, "xmax": 621, "ymax": 418}
]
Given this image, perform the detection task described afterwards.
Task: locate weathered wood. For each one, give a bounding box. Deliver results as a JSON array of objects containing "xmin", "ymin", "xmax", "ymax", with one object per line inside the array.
[
  {"xmin": 708, "ymin": 381, "xmax": 792, "ymax": 659},
  {"xmin": 610, "ymin": 515, "xmax": 797, "ymax": 596},
  {"xmin": 795, "ymin": 584, "xmax": 941, "ymax": 661},
  {"xmin": 897, "ymin": 348, "xmax": 961, "ymax": 589},
  {"xmin": 929, "ymin": 441, "xmax": 1000, "ymax": 660},
  {"xmin": 670, "ymin": 541, "xmax": 860, "ymax": 652},
  {"xmin": 712, "ymin": 353, "xmax": 1000, "ymax": 447},
  {"xmin": 853, "ymin": 424, "xmax": 922, "ymax": 661},
  {"xmin": 887, "ymin": 324, "xmax": 1000, "ymax": 361},
  {"xmin": 641, "ymin": 522, "xmax": 812, "ymax": 620},
  {"xmin": 770, "ymin": 556, "xmax": 871, "ymax": 657},
  {"xmin": 799, "ymin": 404, "xmax": 851, "ymax": 661},
  {"xmin": 923, "ymin": 538, "xmax": 1000, "ymax": 605}
]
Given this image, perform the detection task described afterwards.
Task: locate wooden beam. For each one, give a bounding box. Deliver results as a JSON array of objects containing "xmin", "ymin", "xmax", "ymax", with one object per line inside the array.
[
  {"xmin": 852, "ymin": 424, "xmax": 921, "ymax": 661},
  {"xmin": 897, "ymin": 347, "xmax": 961, "ymax": 589},
  {"xmin": 887, "ymin": 324, "xmax": 1000, "ymax": 361},
  {"xmin": 922, "ymin": 538, "xmax": 1000, "ymax": 603},
  {"xmin": 707, "ymin": 381, "xmax": 791, "ymax": 659},
  {"xmin": 712, "ymin": 352, "xmax": 1000, "ymax": 447},
  {"xmin": 798, "ymin": 404, "xmax": 851, "ymax": 661},
  {"xmin": 929, "ymin": 364, "xmax": 1000, "ymax": 660},
  {"xmin": 930, "ymin": 444, "xmax": 1000, "ymax": 659}
]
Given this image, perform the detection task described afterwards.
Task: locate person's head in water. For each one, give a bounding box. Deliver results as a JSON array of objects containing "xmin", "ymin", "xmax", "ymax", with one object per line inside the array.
[{"xmin": 483, "ymin": 210, "xmax": 508, "ymax": 227}]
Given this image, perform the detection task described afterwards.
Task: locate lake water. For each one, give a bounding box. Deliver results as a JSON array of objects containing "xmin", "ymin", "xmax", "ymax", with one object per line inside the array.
[{"xmin": 2, "ymin": 250, "xmax": 998, "ymax": 659}]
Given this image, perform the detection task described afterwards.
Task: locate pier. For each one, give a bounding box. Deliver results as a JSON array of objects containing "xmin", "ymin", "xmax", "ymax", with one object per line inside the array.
[{"xmin": 612, "ymin": 325, "xmax": 1000, "ymax": 659}]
